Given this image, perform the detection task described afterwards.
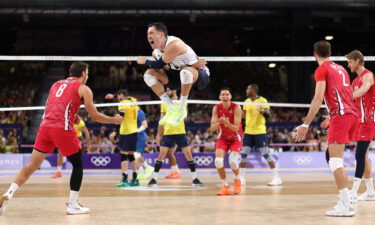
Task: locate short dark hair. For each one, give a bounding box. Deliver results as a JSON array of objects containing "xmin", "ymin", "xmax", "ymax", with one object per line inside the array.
[
  {"xmin": 69, "ymin": 62, "xmax": 89, "ymax": 77},
  {"xmin": 220, "ymin": 87, "xmax": 231, "ymax": 93},
  {"xmin": 314, "ymin": 41, "xmax": 331, "ymax": 58},
  {"xmin": 248, "ymin": 84, "xmax": 259, "ymax": 93},
  {"xmin": 116, "ymin": 89, "xmax": 129, "ymax": 97},
  {"xmin": 148, "ymin": 22, "xmax": 168, "ymax": 37}
]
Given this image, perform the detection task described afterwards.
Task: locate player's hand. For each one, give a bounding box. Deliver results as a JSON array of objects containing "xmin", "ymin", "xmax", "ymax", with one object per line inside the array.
[
  {"xmin": 113, "ymin": 114, "xmax": 123, "ymax": 124},
  {"xmin": 293, "ymin": 125, "xmax": 308, "ymax": 142},
  {"xmin": 109, "ymin": 131, "xmax": 117, "ymax": 141},
  {"xmin": 320, "ymin": 116, "xmax": 329, "ymax": 129},
  {"xmin": 136, "ymin": 56, "xmax": 147, "ymax": 65},
  {"xmin": 220, "ymin": 117, "xmax": 230, "ymax": 127},
  {"xmin": 105, "ymin": 93, "xmax": 114, "ymax": 100},
  {"xmin": 192, "ymin": 58, "xmax": 207, "ymax": 69}
]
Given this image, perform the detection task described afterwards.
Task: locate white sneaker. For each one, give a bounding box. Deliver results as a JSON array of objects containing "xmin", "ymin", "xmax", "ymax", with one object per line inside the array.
[
  {"xmin": 358, "ymin": 192, "xmax": 375, "ymax": 201},
  {"xmin": 240, "ymin": 177, "xmax": 246, "ymax": 186},
  {"xmin": 268, "ymin": 176, "xmax": 282, "ymax": 186},
  {"xmin": 326, "ymin": 200, "xmax": 355, "ymax": 217},
  {"xmin": 66, "ymin": 202, "xmax": 90, "ymax": 215},
  {"xmin": 350, "ymin": 191, "xmax": 358, "ymax": 205},
  {"xmin": 0, "ymin": 194, "xmax": 10, "ymax": 215}
]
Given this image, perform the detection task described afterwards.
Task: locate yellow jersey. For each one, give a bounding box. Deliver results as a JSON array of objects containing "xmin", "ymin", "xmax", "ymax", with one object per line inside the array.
[
  {"xmin": 160, "ymin": 104, "xmax": 186, "ymax": 135},
  {"xmin": 73, "ymin": 119, "xmax": 85, "ymax": 137},
  {"xmin": 119, "ymin": 97, "xmax": 139, "ymax": 135},
  {"xmin": 243, "ymin": 96, "xmax": 270, "ymax": 135}
]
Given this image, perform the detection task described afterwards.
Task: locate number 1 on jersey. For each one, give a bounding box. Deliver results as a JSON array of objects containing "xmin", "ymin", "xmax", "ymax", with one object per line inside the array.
[{"xmin": 56, "ymin": 84, "xmax": 67, "ymax": 97}]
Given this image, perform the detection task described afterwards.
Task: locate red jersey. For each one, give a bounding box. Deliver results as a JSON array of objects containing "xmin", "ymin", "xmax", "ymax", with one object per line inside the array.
[
  {"xmin": 314, "ymin": 61, "xmax": 357, "ymax": 119},
  {"xmin": 217, "ymin": 102, "xmax": 243, "ymax": 141},
  {"xmin": 352, "ymin": 69, "xmax": 375, "ymax": 123},
  {"xmin": 40, "ymin": 77, "xmax": 82, "ymax": 130}
]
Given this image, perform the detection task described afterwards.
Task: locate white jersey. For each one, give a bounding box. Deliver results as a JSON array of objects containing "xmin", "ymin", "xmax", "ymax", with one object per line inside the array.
[{"xmin": 152, "ymin": 36, "xmax": 208, "ymax": 73}]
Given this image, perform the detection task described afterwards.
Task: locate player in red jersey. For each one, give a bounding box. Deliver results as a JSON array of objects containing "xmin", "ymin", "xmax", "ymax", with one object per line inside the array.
[
  {"xmin": 295, "ymin": 41, "xmax": 358, "ymax": 217},
  {"xmin": 210, "ymin": 87, "xmax": 243, "ymax": 195},
  {"xmin": 0, "ymin": 62, "xmax": 123, "ymax": 215},
  {"xmin": 344, "ymin": 50, "xmax": 375, "ymax": 201}
]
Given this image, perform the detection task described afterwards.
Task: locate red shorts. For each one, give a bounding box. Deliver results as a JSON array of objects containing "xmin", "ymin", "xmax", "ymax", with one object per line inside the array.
[
  {"xmin": 216, "ymin": 138, "xmax": 243, "ymax": 153},
  {"xmin": 328, "ymin": 114, "xmax": 359, "ymax": 145},
  {"xmin": 355, "ymin": 122, "xmax": 375, "ymax": 142},
  {"xmin": 34, "ymin": 127, "xmax": 81, "ymax": 156}
]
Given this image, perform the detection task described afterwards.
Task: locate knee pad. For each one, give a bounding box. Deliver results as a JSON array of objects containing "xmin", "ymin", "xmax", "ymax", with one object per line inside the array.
[
  {"xmin": 240, "ymin": 153, "xmax": 248, "ymax": 163},
  {"xmin": 215, "ymin": 157, "xmax": 224, "ymax": 169},
  {"xmin": 121, "ymin": 154, "xmax": 128, "ymax": 162},
  {"xmin": 128, "ymin": 154, "xmax": 135, "ymax": 162},
  {"xmin": 180, "ymin": 69, "xmax": 194, "ymax": 84},
  {"xmin": 67, "ymin": 151, "xmax": 83, "ymax": 168},
  {"xmin": 144, "ymin": 73, "xmax": 158, "ymax": 87},
  {"xmin": 241, "ymin": 146, "xmax": 251, "ymax": 155},
  {"xmin": 259, "ymin": 147, "xmax": 273, "ymax": 163},
  {"xmin": 329, "ymin": 157, "xmax": 343, "ymax": 172},
  {"xmin": 229, "ymin": 152, "xmax": 240, "ymax": 170}
]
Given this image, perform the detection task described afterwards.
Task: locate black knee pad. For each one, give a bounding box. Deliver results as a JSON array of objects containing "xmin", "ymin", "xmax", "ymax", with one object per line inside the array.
[
  {"xmin": 121, "ymin": 154, "xmax": 128, "ymax": 162},
  {"xmin": 67, "ymin": 151, "xmax": 83, "ymax": 168},
  {"xmin": 325, "ymin": 150, "xmax": 330, "ymax": 164},
  {"xmin": 128, "ymin": 154, "xmax": 135, "ymax": 162}
]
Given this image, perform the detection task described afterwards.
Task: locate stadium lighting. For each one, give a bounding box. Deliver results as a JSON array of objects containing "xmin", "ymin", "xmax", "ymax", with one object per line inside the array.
[
  {"xmin": 268, "ymin": 63, "xmax": 276, "ymax": 68},
  {"xmin": 325, "ymin": 35, "xmax": 334, "ymax": 41}
]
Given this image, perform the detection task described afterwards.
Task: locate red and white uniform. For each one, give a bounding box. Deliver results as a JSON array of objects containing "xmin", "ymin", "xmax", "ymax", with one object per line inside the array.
[
  {"xmin": 216, "ymin": 102, "xmax": 244, "ymax": 152},
  {"xmin": 314, "ymin": 61, "xmax": 359, "ymax": 144},
  {"xmin": 34, "ymin": 77, "xmax": 82, "ymax": 156},
  {"xmin": 352, "ymin": 69, "xmax": 375, "ymax": 141}
]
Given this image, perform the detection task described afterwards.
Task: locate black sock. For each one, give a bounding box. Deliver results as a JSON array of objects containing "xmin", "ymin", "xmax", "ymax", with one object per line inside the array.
[
  {"xmin": 188, "ymin": 160, "xmax": 196, "ymax": 172},
  {"xmin": 132, "ymin": 172, "xmax": 137, "ymax": 180},
  {"xmin": 154, "ymin": 160, "xmax": 163, "ymax": 173},
  {"xmin": 122, "ymin": 173, "xmax": 128, "ymax": 182}
]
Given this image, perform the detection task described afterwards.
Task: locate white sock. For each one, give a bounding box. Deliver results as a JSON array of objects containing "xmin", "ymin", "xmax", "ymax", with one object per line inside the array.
[
  {"xmin": 234, "ymin": 173, "xmax": 239, "ymax": 180},
  {"xmin": 239, "ymin": 168, "xmax": 245, "ymax": 178},
  {"xmin": 272, "ymin": 168, "xmax": 278, "ymax": 176},
  {"xmin": 57, "ymin": 166, "xmax": 62, "ymax": 172},
  {"xmin": 5, "ymin": 183, "xmax": 19, "ymax": 198},
  {"xmin": 339, "ymin": 188, "xmax": 350, "ymax": 204},
  {"xmin": 221, "ymin": 179, "xmax": 228, "ymax": 186},
  {"xmin": 180, "ymin": 96, "xmax": 188, "ymax": 109},
  {"xmin": 171, "ymin": 165, "xmax": 179, "ymax": 173},
  {"xmin": 159, "ymin": 92, "xmax": 174, "ymax": 107},
  {"xmin": 152, "ymin": 172, "xmax": 159, "ymax": 180},
  {"xmin": 191, "ymin": 172, "xmax": 197, "ymax": 180},
  {"xmin": 69, "ymin": 190, "xmax": 79, "ymax": 204},
  {"xmin": 351, "ymin": 177, "xmax": 362, "ymax": 195},
  {"xmin": 365, "ymin": 178, "xmax": 375, "ymax": 194},
  {"xmin": 143, "ymin": 161, "xmax": 150, "ymax": 169}
]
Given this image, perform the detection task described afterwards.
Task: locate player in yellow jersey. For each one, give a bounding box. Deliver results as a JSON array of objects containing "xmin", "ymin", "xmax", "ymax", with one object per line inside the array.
[
  {"xmin": 51, "ymin": 116, "xmax": 90, "ymax": 178},
  {"xmin": 239, "ymin": 84, "xmax": 282, "ymax": 186},
  {"xmin": 148, "ymin": 88, "xmax": 203, "ymax": 187}
]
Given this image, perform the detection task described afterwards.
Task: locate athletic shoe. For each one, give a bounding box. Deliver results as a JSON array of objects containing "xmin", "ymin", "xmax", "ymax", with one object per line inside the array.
[
  {"xmin": 233, "ymin": 179, "xmax": 241, "ymax": 194},
  {"xmin": 116, "ymin": 181, "xmax": 130, "ymax": 187},
  {"xmin": 51, "ymin": 171, "xmax": 62, "ymax": 178},
  {"xmin": 147, "ymin": 178, "xmax": 157, "ymax": 187},
  {"xmin": 217, "ymin": 185, "xmax": 231, "ymax": 196},
  {"xmin": 192, "ymin": 178, "xmax": 204, "ymax": 187},
  {"xmin": 0, "ymin": 194, "xmax": 10, "ymax": 215},
  {"xmin": 159, "ymin": 105, "xmax": 176, "ymax": 125},
  {"xmin": 350, "ymin": 191, "xmax": 358, "ymax": 204},
  {"xmin": 129, "ymin": 179, "xmax": 140, "ymax": 187},
  {"xmin": 326, "ymin": 200, "xmax": 355, "ymax": 217},
  {"xmin": 166, "ymin": 105, "xmax": 186, "ymax": 126},
  {"xmin": 137, "ymin": 173, "xmax": 147, "ymax": 180},
  {"xmin": 268, "ymin": 176, "xmax": 282, "ymax": 186},
  {"xmin": 144, "ymin": 166, "xmax": 154, "ymax": 179},
  {"xmin": 240, "ymin": 177, "xmax": 246, "ymax": 186},
  {"xmin": 358, "ymin": 192, "xmax": 375, "ymax": 201},
  {"xmin": 165, "ymin": 171, "xmax": 181, "ymax": 179},
  {"xmin": 66, "ymin": 202, "xmax": 90, "ymax": 215}
]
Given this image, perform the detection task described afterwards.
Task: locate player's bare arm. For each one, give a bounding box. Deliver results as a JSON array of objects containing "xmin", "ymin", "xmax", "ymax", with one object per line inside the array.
[
  {"xmin": 210, "ymin": 106, "xmax": 220, "ymax": 132},
  {"xmin": 353, "ymin": 73, "xmax": 374, "ymax": 99}
]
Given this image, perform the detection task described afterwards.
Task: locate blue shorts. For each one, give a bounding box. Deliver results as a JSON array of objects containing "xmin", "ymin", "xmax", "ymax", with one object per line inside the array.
[
  {"xmin": 165, "ymin": 68, "xmax": 210, "ymax": 90},
  {"xmin": 136, "ymin": 133, "xmax": 147, "ymax": 153},
  {"xmin": 243, "ymin": 134, "xmax": 268, "ymax": 149},
  {"xmin": 119, "ymin": 133, "xmax": 137, "ymax": 151},
  {"xmin": 161, "ymin": 134, "xmax": 189, "ymax": 148}
]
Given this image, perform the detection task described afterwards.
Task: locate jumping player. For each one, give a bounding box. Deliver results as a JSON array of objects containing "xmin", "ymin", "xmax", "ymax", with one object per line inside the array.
[
  {"xmin": 137, "ymin": 22, "xmax": 210, "ymax": 126},
  {"xmin": 295, "ymin": 41, "xmax": 358, "ymax": 217},
  {"xmin": 210, "ymin": 87, "xmax": 243, "ymax": 195},
  {"xmin": 0, "ymin": 62, "xmax": 123, "ymax": 215}
]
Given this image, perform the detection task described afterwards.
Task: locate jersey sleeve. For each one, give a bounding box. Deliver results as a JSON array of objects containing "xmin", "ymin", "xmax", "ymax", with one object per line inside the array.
[
  {"xmin": 314, "ymin": 66, "xmax": 328, "ymax": 82},
  {"xmin": 160, "ymin": 104, "xmax": 166, "ymax": 114}
]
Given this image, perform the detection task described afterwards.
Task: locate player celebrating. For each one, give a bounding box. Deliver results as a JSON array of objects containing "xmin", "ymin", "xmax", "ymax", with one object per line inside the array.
[
  {"xmin": 345, "ymin": 50, "xmax": 375, "ymax": 201},
  {"xmin": 0, "ymin": 62, "xmax": 123, "ymax": 215},
  {"xmin": 137, "ymin": 22, "xmax": 210, "ymax": 126},
  {"xmin": 239, "ymin": 84, "xmax": 282, "ymax": 186},
  {"xmin": 147, "ymin": 88, "xmax": 203, "ymax": 187},
  {"xmin": 210, "ymin": 87, "xmax": 243, "ymax": 195},
  {"xmin": 295, "ymin": 41, "xmax": 358, "ymax": 217}
]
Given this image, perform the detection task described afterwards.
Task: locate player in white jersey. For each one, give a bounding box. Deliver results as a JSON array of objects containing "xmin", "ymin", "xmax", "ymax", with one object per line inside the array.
[{"xmin": 137, "ymin": 22, "xmax": 210, "ymax": 127}]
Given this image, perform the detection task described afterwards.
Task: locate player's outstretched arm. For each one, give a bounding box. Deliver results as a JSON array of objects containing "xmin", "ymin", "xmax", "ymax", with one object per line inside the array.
[
  {"xmin": 79, "ymin": 85, "xmax": 123, "ymax": 124},
  {"xmin": 210, "ymin": 106, "xmax": 220, "ymax": 132},
  {"xmin": 353, "ymin": 73, "xmax": 374, "ymax": 99}
]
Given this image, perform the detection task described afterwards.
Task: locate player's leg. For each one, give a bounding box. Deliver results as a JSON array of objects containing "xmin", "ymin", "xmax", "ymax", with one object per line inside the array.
[
  {"xmin": 147, "ymin": 136, "xmax": 171, "ymax": 187},
  {"xmin": 128, "ymin": 133, "xmax": 139, "ymax": 186},
  {"xmin": 165, "ymin": 146, "xmax": 181, "ymax": 179},
  {"xmin": 179, "ymin": 135, "xmax": 203, "ymax": 186},
  {"xmin": 239, "ymin": 134, "xmax": 252, "ymax": 185},
  {"xmin": 351, "ymin": 140, "xmax": 370, "ymax": 200},
  {"xmin": 229, "ymin": 140, "xmax": 242, "ymax": 195},
  {"xmin": 359, "ymin": 150, "xmax": 375, "ymax": 200},
  {"xmin": 52, "ymin": 151, "xmax": 64, "ymax": 178},
  {"xmin": 117, "ymin": 135, "xmax": 129, "ymax": 187},
  {"xmin": 216, "ymin": 147, "xmax": 230, "ymax": 195}
]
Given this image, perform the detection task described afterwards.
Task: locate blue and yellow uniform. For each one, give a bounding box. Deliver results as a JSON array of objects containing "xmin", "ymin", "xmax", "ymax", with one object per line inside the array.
[
  {"xmin": 118, "ymin": 97, "xmax": 139, "ymax": 151},
  {"xmin": 160, "ymin": 104, "xmax": 189, "ymax": 148},
  {"xmin": 242, "ymin": 96, "xmax": 270, "ymax": 148},
  {"xmin": 136, "ymin": 109, "xmax": 147, "ymax": 152},
  {"xmin": 73, "ymin": 119, "xmax": 86, "ymax": 138}
]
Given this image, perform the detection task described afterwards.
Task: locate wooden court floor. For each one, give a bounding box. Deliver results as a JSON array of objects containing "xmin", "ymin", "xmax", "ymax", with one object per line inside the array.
[{"xmin": 0, "ymin": 168, "xmax": 374, "ymax": 225}]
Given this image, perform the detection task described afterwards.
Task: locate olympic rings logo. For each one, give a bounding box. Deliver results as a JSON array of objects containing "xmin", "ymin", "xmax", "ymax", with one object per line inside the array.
[
  {"xmin": 293, "ymin": 156, "xmax": 313, "ymax": 165},
  {"xmin": 193, "ymin": 156, "xmax": 214, "ymax": 166},
  {"xmin": 90, "ymin": 156, "xmax": 111, "ymax": 166}
]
